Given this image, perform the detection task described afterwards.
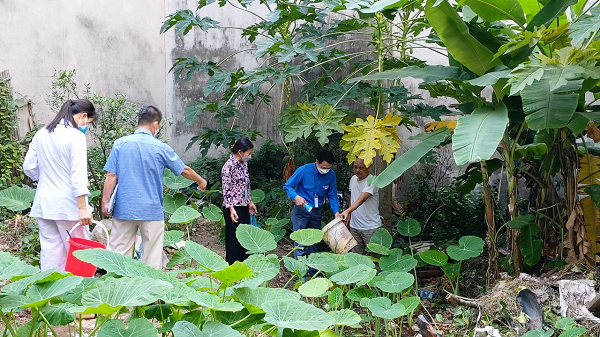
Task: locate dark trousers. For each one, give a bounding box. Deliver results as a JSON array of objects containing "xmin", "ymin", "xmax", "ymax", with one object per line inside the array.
[
  {"xmin": 291, "ymin": 205, "xmax": 323, "ymax": 275},
  {"xmin": 223, "ymin": 205, "xmax": 250, "ymax": 265}
]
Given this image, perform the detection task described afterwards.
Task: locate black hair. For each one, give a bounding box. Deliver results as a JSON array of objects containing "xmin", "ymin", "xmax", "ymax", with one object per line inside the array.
[
  {"xmin": 231, "ymin": 137, "xmax": 254, "ymax": 153},
  {"xmin": 317, "ymin": 150, "xmax": 334, "ymax": 165},
  {"xmin": 138, "ymin": 105, "xmax": 162, "ymax": 126},
  {"xmin": 46, "ymin": 99, "xmax": 96, "ymax": 133}
]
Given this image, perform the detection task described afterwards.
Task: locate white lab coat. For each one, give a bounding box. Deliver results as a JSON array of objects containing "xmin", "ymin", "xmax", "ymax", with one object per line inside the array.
[{"xmin": 23, "ymin": 120, "xmax": 91, "ymax": 221}]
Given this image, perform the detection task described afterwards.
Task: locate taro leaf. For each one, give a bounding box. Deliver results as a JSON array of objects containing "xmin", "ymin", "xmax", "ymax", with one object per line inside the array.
[
  {"xmin": 251, "ymin": 189, "xmax": 265, "ymax": 204},
  {"xmin": 521, "ymin": 329, "xmax": 555, "ymax": 337},
  {"xmin": 73, "ymin": 248, "xmax": 173, "ymax": 281},
  {"xmin": 164, "ymin": 169, "xmax": 194, "ymax": 190},
  {"xmin": 346, "ymin": 287, "xmax": 376, "ymax": 302},
  {"xmin": 398, "ymin": 296, "xmax": 420, "ymax": 313},
  {"xmin": 507, "ymin": 215, "xmax": 536, "ymax": 229},
  {"xmin": 163, "ymin": 230, "xmax": 184, "ymax": 247},
  {"xmin": 375, "ymin": 272, "xmax": 414, "ymax": 293},
  {"xmin": 214, "ymin": 308, "xmax": 264, "ymax": 331},
  {"xmin": 170, "ymin": 206, "xmax": 201, "ymax": 224},
  {"xmin": 2, "ymin": 268, "xmax": 64, "ymax": 294},
  {"xmin": 209, "ymin": 261, "xmax": 253, "ymax": 288},
  {"xmin": 187, "ymin": 291, "xmax": 244, "ymax": 312},
  {"xmin": 0, "ymin": 185, "xmax": 35, "ymax": 212},
  {"xmin": 557, "ymin": 328, "xmax": 586, "ymax": 337},
  {"xmin": 330, "ymin": 309, "xmax": 361, "ymax": 326},
  {"xmin": 329, "ymin": 266, "xmax": 374, "ymax": 285},
  {"xmin": 367, "ymin": 297, "xmax": 406, "ymax": 319},
  {"xmin": 24, "ymin": 276, "xmax": 83, "ymax": 308},
  {"xmin": 164, "ymin": 193, "xmax": 187, "ymax": 214},
  {"xmin": 283, "ymin": 256, "xmax": 309, "ymax": 277},
  {"xmin": 0, "ymin": 251, "xmax": 39, "ymax": 282},
  {"xmin": 41, "ymin": 302, "xmax": 76, "ymax": 326},
  {"xmin": 161, "ymin": 281, "xmax": 195, "ymax": 306},
  {"xmin": 80, "ymin": 277, "xmax": 172, "ymax": 315},
  {"xmin": 298, "ymin": 278, "xmax": 331, "ymax": 298},
  {"xmin": 290, "ymin": 229, "xmax": 323, "ymax": 246},
  {"xmin": 444, "ymin": 263, "xmax": 461, "ymax": 279},
  {"xmin": 306, "ymin": 253, "xmax": 339, "ymax": 273},
  {"xmin": 356, "ymin": 268, "xmax": 377, "ymax": 287},
  {"xmin": 202, "ymin": 203, "xmax": 223, "ymax": 222},
  {"xmin": 555, "ymin": 317, "xmax": 576, "ymax": 330},
  {"xmin": 189, "ymin": 277, "xmax": 213, "ymax": 291},
  {"xmin": 366, "ymin": 242, "xmax": 390, "ymax": 255},
  {"xmin": 145, "ymin": 304, "xmax": 172, "ymax": 321},
  {"xmin": 236, "ymin": 224, "xmax": 277, "ymax": 254},
  {"xmin": 98, "ymin": 318, "xmax": 158, "ymax": 337},
  {"xmin": 368, "ymin": 228, "xmax": 393, "ymax": 248},
  {"xmin": 344, "ymin": 252, "xmax": 375, "ymax": 269},
  {"xmin": 328, "ymin": 287, "xmax": 343, "ymax": 310},
  {"xmin": 446, "ymin": 236, "xmax": 485, "ymax": 261},
  {"xmin": 173, "ymin": 320, "xmax": 241, "ymax": 337},
  {"xmin": 244, "ymin": 254, "xmax": 280, "ymax": 282},
  {"xmin": 233, "ymin": 287, "xmax": 300, "ymax": 309},
  {"xmin": 0, "ymin": 294, "xmax": 29, "ymax": 310},
  {"xmin": 419, "ymin": 250, "xmax": 448, "ymax": 267},
  {"xmin": 262, "ymin": 299, "xmax": 335, "ymax": 331},
  {"xmin": 185, "ymin": 241, "xmax": 228, "ymax": 272},
  {"xmin": 397, "ymin": 219, "xmax": 421, "ymax": 237},
  {"xmin": 380, "ymin": 250, "xmax": 418, "ymax": 273}
]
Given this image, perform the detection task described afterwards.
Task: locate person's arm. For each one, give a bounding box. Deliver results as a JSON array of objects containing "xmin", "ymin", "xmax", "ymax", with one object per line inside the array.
[
  {"xmin": 23, "ymin": 134, "xmax": 39, "ymax": 181},
  {"xmin": 283, "ymin": 167, "xmax": 306, "ymax": 206},
  {"xmin": 101, "ymin": 172, "xmax": 118, "ymax": 215},
  {"xmin": 340, "ymin": 191, "xmax": 373, "ymax": 221},
  {"xmin": 327, "ymin": 173, "xmax": 340, "ymax": 216},
  {"xmin": 70, "ymin": 134, "xmax": 92, "ymax": 225},
  {"xmin": 181, "ymin": 166, "xmax": 207, "ymax": 190}
]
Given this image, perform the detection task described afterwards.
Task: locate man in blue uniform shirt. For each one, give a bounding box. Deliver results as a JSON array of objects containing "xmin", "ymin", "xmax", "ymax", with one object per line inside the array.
[{"xmin": 283, "ymin": 151, "xmax": 341, "ymax": 266}]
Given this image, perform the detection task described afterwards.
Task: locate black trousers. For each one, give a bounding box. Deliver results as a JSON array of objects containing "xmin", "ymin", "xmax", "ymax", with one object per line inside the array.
[{"xmin": 223, "ymin": 205, "xmax": 250, "ymax": 265}]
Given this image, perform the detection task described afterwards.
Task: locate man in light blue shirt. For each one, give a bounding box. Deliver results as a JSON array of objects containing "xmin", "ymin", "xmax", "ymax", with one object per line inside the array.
[
  {"xmin": 283, "ymin": 151, "xmax": 340, "ymax": 270},
  {"xmin": 101, "ymin": 105, "xmax": 207, "ymax": 269}
]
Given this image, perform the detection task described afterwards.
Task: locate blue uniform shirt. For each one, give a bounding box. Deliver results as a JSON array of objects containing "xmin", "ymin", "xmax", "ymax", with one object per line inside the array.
[
  {"xmin": 283, "ymin": 163, "xmax": 340, "ymax": 213},
  {"xmin": 104, "ymin": 128, "xmax": 186, "ymax": 220}
]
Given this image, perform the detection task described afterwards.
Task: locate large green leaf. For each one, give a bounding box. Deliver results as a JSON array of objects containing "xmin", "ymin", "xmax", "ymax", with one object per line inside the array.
[
  {"xmin": 98, "ymin": 318, "xmax": 159, "ymax": 337},
  {"xmin": 164, "ymin": 169, "xmax": 194, "ymax": 190},
  {"xmin": 372, "ymin": 129, "xmax": 451, "ymax": 188},
  {"xmin": 233, "ymin": 287, "xmax": 300, "ymax": 309},
  {"xmin": 467, "ymin": 69, "xmax": 511, "ymax": 87},
  {"xmin": 187, "ymin": 291, "xmax": 244, "ymax": 312},
  {"xmin": 328, "ymin": 287, "xmax": 343, "ymax": 310},
  {"xmin": 244, "ymin": 254, "xmax": 280, "ymax": 282},
  {"xmin": 419, "ymin": 250, "xmax": 448, "ymax": 267},
  {"xmin": 169, "ymin": 206, "xmax": 201, "ymax": 224},
  {"xmin": 172, "ymin": 321, "xmax": 242, "ymax": 337},
  {"xmin": 522, "ymin": 329, "xmax": 555, "ymax": 337},
  {"xmin": 0, "ymin": 185, "xmax": 35, "ymax": 212},
  {"xmin": 163, "ymin": 230, "xmax": 184, "ymax": 247},
  {"xmin": 306, "ymin": 253, "xmax": 340, "ymax": 273},
  {"xmin": 425, "ymin": 0, "xmax": 502, "ymax": 75},
  {"xmin": 185, "ymin": 241, "xmax": 228, "ymax": 272},
  {"xmin": 283, "ymin": 256, "xmax": 309, "ymax": 276},
  {"xmin": 526, "ymin": 0, "xmax": 577, "ymax": 31},
  {"xmin": 250, "ymin": 189, "xmax": 265, "ymax": 203},
  {"xmin": 375, "ymin": 272, "xmax": 414, "ymax": 293},
  {"xmin": 520, "ymin": 222, "xmax": 543, "ymax": 266},
  {"xmin": 330, "ymin": 309, "xmax": 361, "ymax": 326},
  {"xmin": 73, "ymin": 248, "xmax": 172, "ymax": 281},
  {"xmin": 344, "ymin": 252, "xmax": 375, "ymax": 269},
  {"xmin": 398, "ymin": 296, "xmax": 421, "ymax": 313},
  {"xmin": 262, "ymin": 299, "xmax": 335, "ymax": 331},
  {"xmin": 351, "ymin": 65, "xmax": 469, "ymax": 84},
  {"xmin": 298, "ymin": 278, "xmax": 331, "ymax": 298},
  {"xmin": 367, "ymin": 297, "xmax": 406, "ymax": 319},
  {"xmin": 367, "ymin": 228, "xmax": 392, "ymax": 249},
  {"xmin": 40, "ymin": 303, "xmax": 76, "ymax": 326},
  {"xmin": 79, "ymin": 277, "xmax": 172, "ymax": 314},
  {"xmin": 0, "ymin": 251, "xmax": 39, "ymax": 283},
  {"xmin": 24, "ymin": 276, "xmax": 83, "ymax": 308},
  {"xmin": 164, "ymin": 193, "xmax": 187, "ymax": 214},
  {"xmin": 464, "ymin": 0, "xmax": 526, "ymax": 26},
  {"xmin": 329, "ymin": 266, "xmax": 374, "ymax": 285},
  {"xmin": 236, "ymin": 224, "xmax": 277, "ymax": 254},
  {"xmin": 446, "ymin": 236, "xmax": 485, "ymax": 261},
  {"xmin": 209, "ymin": 261, "xmax": 253, "ymax": 288},
  {"xmin": 569, "ymin": 7, "xmax": 600, "ymax": 46},
  {"xmin": 2, "ymin": 269, "xmax": 66, "ymax": 294},
  {"xmin": 520, "ymin": 65, "xmax": 584, "ymax": 130},
  {"xmin": 452, "ymin": 103, "xmax": 508, "ymax": 166},
  {"xmin": 396, "ymin": 219, "xmax": 421, "ymax": 237},
  {"xmin": 161, "ymin": 281, "xmax": 195, "ymax": 306},
  {"xmin": 290, "ymin": 229, "xmax": 324, "ymax": 246},
  {"xmin": 202, "ymin": 203, "xmax": 223, "ymax": 222},
  {"xmin": 380, "ymin": 249, "xmax": 417, "ymax": 272}
]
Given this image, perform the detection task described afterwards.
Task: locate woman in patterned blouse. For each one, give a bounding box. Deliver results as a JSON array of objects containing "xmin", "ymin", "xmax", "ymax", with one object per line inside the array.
[{"xmin": 221, "ymin": 137, "xmax": 257, "ymax": 264}]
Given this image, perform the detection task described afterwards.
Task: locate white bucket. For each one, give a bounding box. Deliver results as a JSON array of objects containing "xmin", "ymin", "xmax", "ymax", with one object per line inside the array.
[{"xmin": 322, "ymin": 218, "xmax": 357, "ymax": 254}]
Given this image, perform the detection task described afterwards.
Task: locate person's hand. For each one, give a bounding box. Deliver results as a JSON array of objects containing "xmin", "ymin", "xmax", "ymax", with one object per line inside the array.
[
  {"xmin": 230, "ymin": 207, "xmax": 239, "ymax": 223},
  {"xmin": 335, "ymin": 212, "xmax": 341, "ymax": 219},
  {"xmin": 197, "ymin": 178, "xmax": 207, "ymax": 191},
  {"xmin": 294, "ymin": 195, "xmax": 306, "ymax": 206},
  {"xmin": 249, "ymin": 202, "xmax": 257, "ymax": 215},
  {"xmin": 101, "ymin": 201, "xmax": 111, "ymax": 216},
  {"xmin": 79, "ymin": 208, "xmax": 93, "ymax": 226}
]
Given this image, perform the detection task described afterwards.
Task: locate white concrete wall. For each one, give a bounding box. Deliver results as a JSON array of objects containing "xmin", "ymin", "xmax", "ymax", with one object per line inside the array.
[{"xmin": 0, "ymin": 0, "xmax": 166, "ymax": 134}]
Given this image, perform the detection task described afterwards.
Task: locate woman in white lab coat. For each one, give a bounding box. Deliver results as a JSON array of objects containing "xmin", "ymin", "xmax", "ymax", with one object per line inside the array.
[{"xmin": 23, "ymin": 99, "xmax": 97, "ymax": 271}]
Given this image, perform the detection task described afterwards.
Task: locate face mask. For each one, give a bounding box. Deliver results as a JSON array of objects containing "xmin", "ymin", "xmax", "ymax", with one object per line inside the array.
[
  {"xmin": 317, "ymin": 167, "xmax": 330, "ymax": 174},
  {"xmin": 152, "ymin": 122, "xmax": 160, "ymax": 137},
  {"xmin": 78, "ymin": 114, "xmax": 89, "ymax": 134},
  {"xmin": 242, "ymin": 155, "xmax": 252, "ymax": 162}
]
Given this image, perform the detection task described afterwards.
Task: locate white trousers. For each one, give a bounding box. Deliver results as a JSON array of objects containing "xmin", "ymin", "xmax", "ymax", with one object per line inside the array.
[
  {"xmin": 37, "ymin": 218, "xmax": 90, "ymax": 272},
  {"xmin": 108, "ymin": 218, "xmax": 165, "ymax": 269}
]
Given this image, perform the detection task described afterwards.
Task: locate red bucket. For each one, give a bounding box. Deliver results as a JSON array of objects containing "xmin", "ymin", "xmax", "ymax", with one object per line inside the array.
[{"xmin": 65, "ymin": 222, "xmax": 109, "ymax": 277}]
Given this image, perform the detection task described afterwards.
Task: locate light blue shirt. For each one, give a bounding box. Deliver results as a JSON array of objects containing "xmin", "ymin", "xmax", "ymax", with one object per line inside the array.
[{"xmin": 104, "ymin": 128, "xmax": 185, "ymax": 220}]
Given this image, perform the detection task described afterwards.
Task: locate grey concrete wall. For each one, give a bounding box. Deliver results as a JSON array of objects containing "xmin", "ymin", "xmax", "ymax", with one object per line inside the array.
[{"xmin": 0, "ymin": 0, "xmax": 166, "ymax": 135}]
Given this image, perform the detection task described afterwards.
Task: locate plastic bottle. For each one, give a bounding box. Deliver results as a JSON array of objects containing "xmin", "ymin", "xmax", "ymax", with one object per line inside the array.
[{"xmin": 304, "ymin": 203, "xmax": 313, "ymax": 212}]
